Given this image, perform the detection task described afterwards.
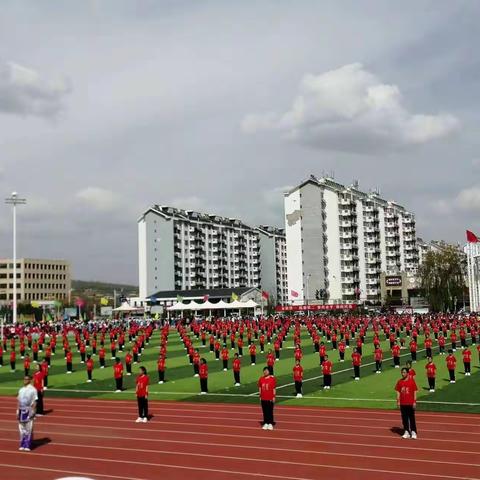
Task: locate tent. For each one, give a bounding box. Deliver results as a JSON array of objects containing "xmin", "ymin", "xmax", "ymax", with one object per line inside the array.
[
  {"xmin": 113, "ymin": 302, "xmax": 143, "ymax": 312},
  {"xmin": 167, "ymin": 299, "xmax": 258, "ymax": 312}
]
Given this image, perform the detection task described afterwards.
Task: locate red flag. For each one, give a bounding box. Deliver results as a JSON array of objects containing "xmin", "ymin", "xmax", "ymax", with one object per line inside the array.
[
  {"xmin": 466, "ymin": 230, "xmax": 479, "ymax": 243},
  {"xmin": 261, "ymin": 291, "xmax": 269, "ymax": 300},
  {"xmin": 291, "ymin": 290, "xmax": 299, "ymax": 298},
  {"xmin": 203, "ymin": 294, "xmax": 209, "ymax": 301}
]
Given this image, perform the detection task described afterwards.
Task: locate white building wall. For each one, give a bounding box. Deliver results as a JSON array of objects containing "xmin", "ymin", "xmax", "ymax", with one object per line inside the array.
[
  {"xmin": 378, "ymin": 207, "xmax": 387, "ymax": 273},
  {"xmin": 324, "ymin": 189, "xmax": 342, "ymax": 301},
  {"xmin": 285, "ymin": 190, "xmax": 304, "ymax": 302},
  {"xmin": 356, "ymin": 200, "xmax": 367, "ymax": 298},
  {"xmin": 138, "ymin": 219, "xmax": 148, "ymax": 299}
]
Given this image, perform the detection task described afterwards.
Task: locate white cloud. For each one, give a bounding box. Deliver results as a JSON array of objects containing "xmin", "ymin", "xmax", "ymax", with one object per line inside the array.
[
  {"xmin": 456, "ymin": 185, "xmax": 480, "ymax": 212},
  {"xmin": 76, "ymin": 187, "xmax": 121, "ymax": 212},
  {"xmin": 242, "ymin": 63, "xmax": 460, "ymax": 153},
  {"xmin": 0, "ymin": 61, "xmax": 71, "ymax": 118}
]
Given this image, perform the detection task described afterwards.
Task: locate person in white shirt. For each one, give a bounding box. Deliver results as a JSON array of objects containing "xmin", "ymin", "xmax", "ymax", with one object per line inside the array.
[{"xmin": 17, "ymin": 375, "xmax": 38, "ymax": 451}]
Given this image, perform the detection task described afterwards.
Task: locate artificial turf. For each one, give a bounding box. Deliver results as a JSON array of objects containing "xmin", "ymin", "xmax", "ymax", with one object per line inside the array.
[{"xmin": 1, "ymin": 327, "xmax": 479, "ymax": 413}]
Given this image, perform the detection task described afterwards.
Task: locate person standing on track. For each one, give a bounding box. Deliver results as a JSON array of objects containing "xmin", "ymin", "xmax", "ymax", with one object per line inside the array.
[
  {"xmin": 249, "ymin": 342, "xmax": 257, "ymax": 365},
  {"xmin": 425, "ymin": 357, "xmax": 436, "ymax": 392},
  {"xmin": 374, "ymin": 346, "xmax": 383, "ymax": 373},
  {"xmin": 17, "ymin": 375, "xmax": 38, "ymax": 451},
  {"xmin": 32, "ymin": 363, "xmax": 45, "ymax": 416},
  {"xmin": 293, "ymin": 359, "xmax": 303, "ymax": 398},
  {"xmin": 462, "ymin": 347, "xmax": 472, "ymax": 376},
  {"xmin": 86, "ymin": 354, "xmax": 94, "ymax": 382},
  {"xmin": 352, "ymin": 348, "xmax": 361, "ymax": 380},
  {"xmin": 446, "ymin": 350, "xmax": 456, "ymax": 383},
  {"xmin": 258, "ymin": 366, "xmax": 276, "ymax": 430},
  {"xmin": 322, "ymin": 354, "xmax": 333, "ymax": 390},
  {"xmin": 233, "ymin": 353, "xmax": 241, "ymax": 386},
  {"xmin": 395, "ymin": 367, "xmax": 418, "ymax": 439},
  {"xmin": 113, "ymin": 357, "xmax": 124, "ymax": 392},
  {"xmin": 199, "ymin": 358, "xmax": 208, "ymax": 394},
  {"xmin": 135, "ymin": 366, "xmax": 149, "ymax": 423}
]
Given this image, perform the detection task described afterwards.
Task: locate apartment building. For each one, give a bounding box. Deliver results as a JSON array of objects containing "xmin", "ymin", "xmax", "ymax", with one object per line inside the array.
[
  {"xmin": 256, "ymin": 225, "xmax": 288, "ymax": 304},
  {"xmin": 284, "ymin": 175, "xmax": 419, "ymax": 304},
  {"xmin": 0, "ymin": 258, "xmax": 71, "ymax": 303},
  {"xmin": 138, "ymin": 207, "xmax": 250, "ymax": 298}
]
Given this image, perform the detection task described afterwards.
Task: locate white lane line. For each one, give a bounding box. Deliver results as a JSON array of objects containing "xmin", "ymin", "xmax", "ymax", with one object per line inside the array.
[
  {"xmin": 1, "ymin": 437, "xmax": 479, "ymax": 469},
  {"xmin": 0, "ymin": 449, "xmax": 475, "ymax": 480}
]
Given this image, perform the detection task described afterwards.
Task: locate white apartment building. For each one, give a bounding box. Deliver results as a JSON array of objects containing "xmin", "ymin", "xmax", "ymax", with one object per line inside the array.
[
  {"xmin": 0, "ymin": 258, "xmax": 71, "ymax": 304},
  {"xmin": 256, "ymin": 226, "xmax": 288, "ymax": 304},
  {"xmin": 284, "ymin": 175, "xmax": 419, "ymax": 304},
  {"xmin": 138, "ymin": 206, "xmax": 287, "ymax": 301}
]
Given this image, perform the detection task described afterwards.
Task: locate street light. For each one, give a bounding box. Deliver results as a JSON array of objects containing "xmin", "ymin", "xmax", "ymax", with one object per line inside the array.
[
  {"xmin": 5, "ymin": 192, "xmax": 27, "ymax": 324},
  {"xmin": 305, "ymin": 273, "xmax": 312, "ymax": 306}
]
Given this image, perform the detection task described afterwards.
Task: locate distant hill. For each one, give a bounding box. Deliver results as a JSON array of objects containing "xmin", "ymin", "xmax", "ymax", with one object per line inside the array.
[{"xmin": 72, "ymin": 280, "xmax": 138, "ymax": 296}]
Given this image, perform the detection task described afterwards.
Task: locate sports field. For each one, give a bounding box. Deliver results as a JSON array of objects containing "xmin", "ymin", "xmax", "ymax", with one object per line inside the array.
[{"xmin": 1, "ymin": 327, "xmax": 479, "ymax": 413}]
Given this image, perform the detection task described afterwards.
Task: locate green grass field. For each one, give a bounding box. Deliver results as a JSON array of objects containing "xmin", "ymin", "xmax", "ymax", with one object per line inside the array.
[{"xmin": 1, "ymin": 327, "xmax": 479, "ymax": 413}]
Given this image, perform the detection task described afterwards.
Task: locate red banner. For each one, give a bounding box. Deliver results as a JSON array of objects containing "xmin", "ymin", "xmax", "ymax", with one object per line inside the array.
[{"xmin": 275, "ymin": 304, "xmax": 357, "ymax": 312}]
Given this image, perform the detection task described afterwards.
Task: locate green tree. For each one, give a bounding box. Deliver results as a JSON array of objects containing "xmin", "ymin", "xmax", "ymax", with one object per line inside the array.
[{"xmin": 418, "ymin": 245, "xmax": 466, "ymax": 312}]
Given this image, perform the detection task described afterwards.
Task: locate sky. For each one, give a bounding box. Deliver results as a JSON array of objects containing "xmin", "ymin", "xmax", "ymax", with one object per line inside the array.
[{"xmin": 0, "ymin": 0, "xmax": 479, "ymax": 284}]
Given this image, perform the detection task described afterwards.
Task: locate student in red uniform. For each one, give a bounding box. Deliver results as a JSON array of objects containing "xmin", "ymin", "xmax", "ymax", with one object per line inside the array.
[
  {"xmin": 33, "ymin": 363, "xmax": 45, "ymax": 415},
  {"xmin": 266, "ymin": 350, "xmax": 275, "ymax": 375},
  {"xmin": 446, "ymin": 350, "xmax": 456, "ymax": 383},
  {"xmin": 135, "ymin": 366, "xmax": 149, "ymax": 423},
  {"xmin": 425, "ymin": 357, "xmax": 436, "ymax": 392},
  {"xmin": 395, "ymin": 367, "xmax": 418, "ymax": 439},
  {"xmin": 338, "ymin": 341, "xmax": 346, "ymax": 362},
  {"xmin": 10, "ymin": 350, "xmax": 16, "ymax": 372},
  {"xmin": 293, "ymin": 359, "xmax": 303, "ymax": 398},
  {"xmin": 462, "ymin": 347, "xmax": 472, "ymax": 376},
  {"xmin": 125, "ymin": 350, "xmax": 133, "ymax": 375},
  {"xmin": 233, "ymin": 353, "xmax": 241, "ymax": 386},
  {"xmin": 23, "ymin": 355, "xmax": 31, "ymax": 376},
  {"xmin": 41, "ymin": 359, "xmax": 49, "ymax": 389},
  {"xmin": 199, "ymin": 358, "xmax": 208, "ymax": 394},
  {"xmin": 438, "ymin": 334, "xmax": 446, "ymax": 355},
  {"xmin": 86, "ymin": 354, "xmax": 94, "ymax": 382},
  {"xmin": 249, "ymin": 343, "xmax": 257, "ymax": 365},
  {"xmin": 221, "ymin": 346, "xmax": 229, "ymax": 371},
  {"xmin": 113, "ymin": 357, "xmax": 124, "ymax": 392},
  {"xmin": 258, "ymin": 367, "xmax": 276, "ymax": 430},
  {"xmin": 351, "ymin": 348, "xmax": 361, "ymax": 380},
  {"xmin": 322, "ymin": 354, "xmax": 333, "ymax": 389},
  {"xmin": 374, "ymin": 346, "xmax": 383, "ymax": 373},
  {"xmin": 99, "ymin": 347, "xmax": 106, "ymax": 368},
  {"xmin": 66, "ymin": 349, "xmax": 73, "ymax": 373},
  {"xmin": 157, "ymin": 355, "xmax": 166, "ymax": 384},
  {"xmin": 392, "ymin": 343, "xmax": 401, "ymax": 368},
  {"xmin": 193, "ymin": 349, "xmax": 201, "ymax": 377}
]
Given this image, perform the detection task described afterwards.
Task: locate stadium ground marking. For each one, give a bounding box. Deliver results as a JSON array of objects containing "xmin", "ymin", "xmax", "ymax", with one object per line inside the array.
[
  {"xmin": 1, "ymin": 428, "xmax": 477, "ymax": 456},
  {"xmin": 0, "ymin": 449, "xmax": 475, "ymax": 480},
  {"xmin": 2, "ymin": 414, "xmax": 480, "ymax": 437},
  {"xmin": 0, "ymin": 419, "xmax": 477, "ymax": 445},
  {"xmin": 1, "ymin": 404, "xmax": 478, "ymax": 426},
  {"xmin": 1, "ymin": 437, "xmax": 479, "ymax": 469},
  {"xmin": 0, "ymin": 387, "xmax": 479, "ymax": 406}
]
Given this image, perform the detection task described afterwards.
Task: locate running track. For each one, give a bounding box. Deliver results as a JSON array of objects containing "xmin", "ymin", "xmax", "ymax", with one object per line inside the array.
[{"xmin": 0, "ymin": 397, "xmax": 479, "ymax": 480}]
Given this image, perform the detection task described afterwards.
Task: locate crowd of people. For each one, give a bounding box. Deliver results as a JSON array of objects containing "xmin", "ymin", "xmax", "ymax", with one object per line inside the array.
[{"xmin": 3, "ymin": 312, "xmax": 480, "ymax": 448}]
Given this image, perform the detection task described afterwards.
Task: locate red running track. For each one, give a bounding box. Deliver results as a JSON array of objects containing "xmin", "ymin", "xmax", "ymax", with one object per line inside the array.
[{"xmin": 0, "ymin": 396, "xmax": 479, "ymax": 480}]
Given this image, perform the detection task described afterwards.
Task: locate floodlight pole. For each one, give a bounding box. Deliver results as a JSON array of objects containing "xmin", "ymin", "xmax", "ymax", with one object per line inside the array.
[{"xmin": 5, "ymin": 192, "xmax": 27, "ymax": 324}]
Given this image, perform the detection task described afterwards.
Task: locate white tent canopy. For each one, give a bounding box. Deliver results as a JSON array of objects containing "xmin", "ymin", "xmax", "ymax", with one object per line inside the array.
[
  {"xmin": 167, "ymin": 300, "xmax": 258, "ymax": 311},
  {"xmin": 113, "ymin": 302, "xmax": 144, "ymax": 312}
]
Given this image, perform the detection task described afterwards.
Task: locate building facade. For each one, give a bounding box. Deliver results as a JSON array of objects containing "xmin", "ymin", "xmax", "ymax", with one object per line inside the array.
[
  {"xmin": 284, "ymin": 176, "xmax": 419, "ymax": 304},
  {"xmin": 139, "ymin": 206, "xmax": 287, "ymax": 301},
  {"xmin": 256, "ymin": 226, "xmax": 288, "ymax": 304},
  {"xmin": 0, "ymin": 258, "xmax": 71, "ymax": 304}
]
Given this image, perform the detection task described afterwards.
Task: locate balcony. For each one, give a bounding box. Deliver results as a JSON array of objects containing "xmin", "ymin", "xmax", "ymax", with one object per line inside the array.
[
  {"xmin": 366, "ymin": 288, "xmax": 380, "ymax": 296},
  {"xmin": 340, "ymin": 232, "xmax": 353, "ymax": 239},
  {"xmin": 342, "ymin": 276, "xmax": 358, "ymax": 284},
  {"xmin": 341, "ymin": 254, "xmax": 358, "ymax": 261},
  {"xmin": 341, "ymin": 265, "xmax": 355, "ymax": 273},
  {"xmin": 385, "ymin": 211, "xmax": 395, "ymax": 219},
  {"xmin": 366, "ymin": 267, "xmax": 379, "ymax": 274},
  {"xmin": 366, "ymin": 278, "xmax": 379, "ymax": 285},
  {"xmin": 340, "ymin": 209, "xmax": 353, "ymax": 217},
  {"xmin": 339, "ymin": 197, "xmax": 352, "ymax": 205},
  {"xmin": 342, "ymin": 287, "xmax": 355, "ymax": 295},
  {"xmin": 385, "ymin": 221, "xmax": 397, "ymax": 228},
  {"xmin": 386, "ymin": 241, "xmax": 399, "ymax": 248},
  {"xmin": 339, "ymin": 220, "xmax": 352, "ymax": 228},
  {"xmin": 364, "ymin": 226, "xmax": 378, "ymax": 234},
  {"xmin": 366, "ymin": 257, "xmax": 380, "ymax": 265},
  {"xmin": 364, "ymin": 215, "xmax": 377, "ymax": 223},
  {"xmin": 405, "ymin": 253, "xmax": 417, "ymax": 260},
  {"xmin": 365, "ymin": 236, "xmax": 378, "ymax": 243},
  {"xmin": 365, "ymin": 246, "xmax": 379, "ymax": 254}
]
